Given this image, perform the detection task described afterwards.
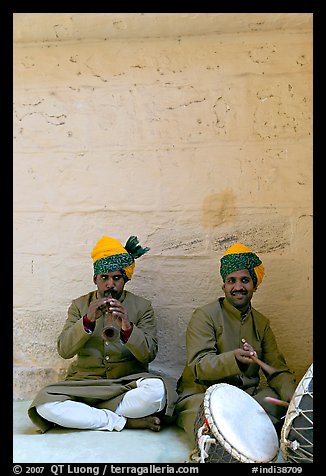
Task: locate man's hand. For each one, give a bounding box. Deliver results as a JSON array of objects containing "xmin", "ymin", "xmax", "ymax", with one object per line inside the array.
[
  {"xmin": 86, "ymin": 297, "xmax": 111, "ymax": 322},
  {"xmin": 234, "ymin": 348, "xmax": 257, "ymax": 365},
  {"xmin": 107, "ymin": 299, "xmax": 132, "ymax": 331},
  {"xmin": 242, "ymin": 340, "xmax": 258, "ymax": 357},
  {"xmin": 241, "ymin": 338, "xmax": 278, "ymax": 375}
]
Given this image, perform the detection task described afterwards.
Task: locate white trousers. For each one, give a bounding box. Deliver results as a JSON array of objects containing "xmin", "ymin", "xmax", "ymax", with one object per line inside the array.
[{"xmin": 36, "ymin": 378, "xmax": 166, "ymax": 432}]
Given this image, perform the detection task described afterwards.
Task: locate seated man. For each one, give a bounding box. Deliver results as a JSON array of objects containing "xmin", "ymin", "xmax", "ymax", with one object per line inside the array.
[
  {"xmin": 174, "ymin": 242, "xmax": 297, "ymax": 450},
  {"xmin": 28, "ymin": 234, "xmax": 176, "ymax": 433}
]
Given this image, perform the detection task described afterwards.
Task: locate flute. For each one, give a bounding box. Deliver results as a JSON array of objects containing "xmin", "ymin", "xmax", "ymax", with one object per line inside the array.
[{"xmin": 101, "ymin": 289, "xmax": 120, "ymax": 343}]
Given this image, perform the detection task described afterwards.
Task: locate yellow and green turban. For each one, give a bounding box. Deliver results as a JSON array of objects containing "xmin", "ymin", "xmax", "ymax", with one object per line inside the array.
[
  {"xmin": 91, "ymin": 235, "xmax": 149, "ymax": 280},
  {"xmin": 220, "ymin": 243, "xmax": 265, "ymax": 288}
]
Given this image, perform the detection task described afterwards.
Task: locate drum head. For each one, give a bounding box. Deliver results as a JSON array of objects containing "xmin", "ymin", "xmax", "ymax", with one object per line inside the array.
[{"xmin": 205, "ymin": 383, "xmax": 279, "ymax": 463}]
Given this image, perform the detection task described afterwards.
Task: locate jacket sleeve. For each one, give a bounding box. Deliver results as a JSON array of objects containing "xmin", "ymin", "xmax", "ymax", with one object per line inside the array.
[
  {"xmin": 57, "ymin": 299, "xmax": 92, "ymax": 359},
  {"xmin": 123, "ymin": 301, "xmax": 158, "ymax": 364},
  {"xmin": 187, "ymin": 307, "xmax": 240, "ymax": 382},
  {"xmin": 260, "ymin": 323, "xmax": 297, "ymax": 401}
]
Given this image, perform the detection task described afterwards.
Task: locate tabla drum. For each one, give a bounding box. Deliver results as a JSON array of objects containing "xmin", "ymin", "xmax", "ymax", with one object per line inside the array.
[
  {"xmin": 191, "ymin": 383, "xmax": 279, "ymax": 463},
  {"xmin": 280, "ymin": 363, "xmax": 313, "ymax": 463}
]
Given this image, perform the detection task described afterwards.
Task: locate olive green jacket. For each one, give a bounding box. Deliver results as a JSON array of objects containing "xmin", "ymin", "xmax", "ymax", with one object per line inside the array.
[
  {"xmin": 58, "ymin": 289, "xmax": 158, "ymax": 379},
  {"xmin": 176, "ymin": 297, "xmax": 296, "ymax": 402},
  {"xmin": 28, "ymin": 289, "xmax": 177, "ymax": 432}
]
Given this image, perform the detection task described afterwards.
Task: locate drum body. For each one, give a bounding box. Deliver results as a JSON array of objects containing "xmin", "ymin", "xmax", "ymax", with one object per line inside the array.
[
  {"xmin": 281, "ymin": 364, "xmax": 313, "ymax": 463},
  {"xmin": 193, "ymin": 383, "xmax": 279, "ymax": 463}
]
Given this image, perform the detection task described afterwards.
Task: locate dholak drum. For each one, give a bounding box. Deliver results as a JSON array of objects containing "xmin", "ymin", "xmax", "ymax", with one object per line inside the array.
[
  {"xmin": 191, "ymin": 383, "xmax": 279, "ymax": 463},
  {"xmin": 281, "ymin": 363, "xmax": 313, "ymax": 463}
]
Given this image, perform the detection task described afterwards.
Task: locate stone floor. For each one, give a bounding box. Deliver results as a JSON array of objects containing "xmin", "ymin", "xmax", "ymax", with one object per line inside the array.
[
  {"xmin": 13, "ymin": 400, "xmax": 192, "ymax": 464},
  {"xmin": 13, "ymin": 400, "xmax": 285, "ymax": 464}
]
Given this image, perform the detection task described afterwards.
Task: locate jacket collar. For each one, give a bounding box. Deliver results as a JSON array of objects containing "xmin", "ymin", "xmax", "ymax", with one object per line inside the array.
[{"xmin": 221, "ymin": 297, "xmax": 251, "ymax": 321}]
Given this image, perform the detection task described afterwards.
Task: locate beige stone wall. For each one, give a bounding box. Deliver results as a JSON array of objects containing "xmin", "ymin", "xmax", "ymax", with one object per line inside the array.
[{"xmin": 13, "ymin": 14, "xmax": 313, "ymax": 400}]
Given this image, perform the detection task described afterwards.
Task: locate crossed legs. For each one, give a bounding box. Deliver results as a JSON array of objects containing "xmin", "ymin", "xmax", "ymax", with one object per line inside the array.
[{"xmin": 36, "ymin": 378, "xmax": 166, "ymax": 432}]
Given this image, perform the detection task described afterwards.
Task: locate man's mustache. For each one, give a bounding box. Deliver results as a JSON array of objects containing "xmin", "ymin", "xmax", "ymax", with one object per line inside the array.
[{"xmin": 104, "ymin": 289, "xmax": 118, "ymax": 298}]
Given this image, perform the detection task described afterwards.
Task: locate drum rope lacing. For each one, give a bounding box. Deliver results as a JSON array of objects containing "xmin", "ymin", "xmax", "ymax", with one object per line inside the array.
[
  {"xmin": 197, "ymin": 417, "xmax": 216, "ymax": 463},
  {"xmin": 286, "ymin": 403, "xmax": 313, "ymax": 451},
  {"xmin": 188, "ymin": 417, "xmax": 216, "ymax": 463},
  {"xmin": 281, "ymin": 364, "xmax": 313, "ymax": 463}
]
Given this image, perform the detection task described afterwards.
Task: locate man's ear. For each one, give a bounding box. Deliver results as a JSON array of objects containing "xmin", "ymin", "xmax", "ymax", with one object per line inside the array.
[
  {"xmin": 222, "ymin": 283, "xmax": 225, "ymax": 292},
  {"xmin": 93, "ymin": 275, "xmax": 97, "ymax": 285}
]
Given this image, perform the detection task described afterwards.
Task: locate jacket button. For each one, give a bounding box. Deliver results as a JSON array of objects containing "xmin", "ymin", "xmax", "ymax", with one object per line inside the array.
[{"xmin": 105, "ymin": 356, "xmax": 110, "ymax": 361}]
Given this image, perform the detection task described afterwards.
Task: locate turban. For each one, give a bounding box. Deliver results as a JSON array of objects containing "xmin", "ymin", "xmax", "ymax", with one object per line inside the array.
[
  {"xmin": 220, "ymin": 243, "xmax": 265, "ymax": 288},
  {"xmin": 91, "ymin": 235, "xmax": 149, "ymax": 280}
]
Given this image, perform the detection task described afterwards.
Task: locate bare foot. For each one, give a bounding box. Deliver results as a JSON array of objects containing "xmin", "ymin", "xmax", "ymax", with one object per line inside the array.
[{"xmin": 125, "ymin": 416, "xmax": 161, "ymax": 432}]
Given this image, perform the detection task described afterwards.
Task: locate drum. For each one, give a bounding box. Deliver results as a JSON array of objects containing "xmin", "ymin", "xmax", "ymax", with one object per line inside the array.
[
  {"xmin": 191, "ymin": 383, "xmax": 279, "ymax": 463},
  {"xmin": 280, "ymin": 363, "xmax": 313, "ymax": 463}
]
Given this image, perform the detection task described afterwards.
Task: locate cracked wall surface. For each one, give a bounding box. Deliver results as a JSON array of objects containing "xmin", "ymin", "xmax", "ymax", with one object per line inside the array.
[{"xmin": 13, "ymin": 13, "xmax": 312, "ymax": 399}]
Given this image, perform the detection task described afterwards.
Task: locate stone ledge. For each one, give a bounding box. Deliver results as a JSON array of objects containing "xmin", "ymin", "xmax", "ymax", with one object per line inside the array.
[{"xmin": 13, "ymin": 365, "xmax": 65, "ymax": 400}]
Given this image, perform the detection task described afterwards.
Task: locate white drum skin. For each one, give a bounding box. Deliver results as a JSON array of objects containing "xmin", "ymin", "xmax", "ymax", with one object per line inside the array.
[{"xmin": 194, "ymin": 383, "xmax": 279, "ymax": 463}]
